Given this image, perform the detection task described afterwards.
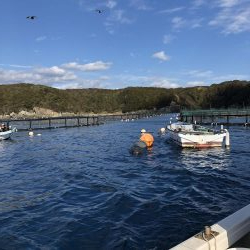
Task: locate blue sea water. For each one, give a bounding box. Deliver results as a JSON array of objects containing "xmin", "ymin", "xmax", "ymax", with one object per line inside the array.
[{"xmin": 0, "ymin": 114, "xmax": 249, "ymax": 250}]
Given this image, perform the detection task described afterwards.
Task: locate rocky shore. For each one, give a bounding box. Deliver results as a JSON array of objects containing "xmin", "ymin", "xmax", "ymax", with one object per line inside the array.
[{"xmin": 0, "ymin": 107, "xmax": 123, "ymax": 120}]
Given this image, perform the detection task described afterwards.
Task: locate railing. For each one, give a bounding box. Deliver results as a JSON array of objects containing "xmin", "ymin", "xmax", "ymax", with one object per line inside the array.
[
  {"xmin": 181, "ymin": 109, "xmax": 250, "ymax": 116},
  {"xmin": 180, "ymin": 109, "xmax": 250, "ymax": 125},
  {"xmin": 0, "ymin": 111, "xmax": 163, "ymax": 131}
]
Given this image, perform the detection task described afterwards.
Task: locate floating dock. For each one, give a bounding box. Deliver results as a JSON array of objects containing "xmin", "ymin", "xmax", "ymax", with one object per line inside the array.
[
  {"xmin": 0, "ymin": 112, "xmax": 156, "ymax": 131},
  {"xmin": 180, "ymin": 109, "xmax": 250, "ymax": 126}
]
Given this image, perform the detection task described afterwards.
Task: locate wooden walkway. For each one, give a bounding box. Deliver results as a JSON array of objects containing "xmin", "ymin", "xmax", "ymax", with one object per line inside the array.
[
  {"xmin": 0, "ymin": 112, "xmax": 156, "ymax": 131},
  {"xmin": 180, "ymin": 109, "xmax": 250, "ymax": 125}
]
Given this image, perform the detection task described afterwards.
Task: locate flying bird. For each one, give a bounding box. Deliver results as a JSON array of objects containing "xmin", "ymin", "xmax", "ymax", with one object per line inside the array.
[
  {"xmin": 95, "ymin": 9, "xmax": 103, "ymax": 14},
  {"xmin": 26, "ymin": 16, "xmax": 37, "ymax": 20}
]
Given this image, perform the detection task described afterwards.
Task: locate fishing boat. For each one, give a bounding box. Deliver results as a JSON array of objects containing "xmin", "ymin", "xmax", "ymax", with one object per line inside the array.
[
  {"xmin": 0, "ymin": 128, "xmax": 17, "ymax": 140},
  {"xmin": 170, "ymin": 203, "xmax": 250, "ymax": 250},
  {"xmin": 166, "ymin": 122, "xmax": 230, "ymax": 148}
]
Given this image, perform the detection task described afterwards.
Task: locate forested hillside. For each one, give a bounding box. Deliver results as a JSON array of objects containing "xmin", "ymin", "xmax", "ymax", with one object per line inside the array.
[{"xmin": 0, "ymin": 80, "xmax": 249, "ymax": 115}]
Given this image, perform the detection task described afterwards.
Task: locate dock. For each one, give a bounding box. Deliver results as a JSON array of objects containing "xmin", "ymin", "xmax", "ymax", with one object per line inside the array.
[
  {"xmin": 180, "ymin": 109, "xmax": 250, "ymax": 126},
  {"xmin": 0, "ymin": 112, "xmax": 158, "ymax": 131}
]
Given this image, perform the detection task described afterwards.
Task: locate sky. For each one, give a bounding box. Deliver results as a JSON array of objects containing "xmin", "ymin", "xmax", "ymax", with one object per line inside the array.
[{"xmin": 0, "ymin": 0, "xmax": 250, "ymax": 89}]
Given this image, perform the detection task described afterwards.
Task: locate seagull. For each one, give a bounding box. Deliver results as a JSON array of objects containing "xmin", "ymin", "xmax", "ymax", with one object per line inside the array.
[{"xmin": 26, "ymin": 16, "xmax": 37, "ymax": 20}]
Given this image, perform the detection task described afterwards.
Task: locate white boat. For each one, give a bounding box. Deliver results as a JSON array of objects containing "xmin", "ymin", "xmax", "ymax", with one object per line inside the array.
[
  {"xmin": 170, "ymin": 204, "xmax": 250, "ymax": 250},
  {"xmin": 166, "ymin": 122, "xmax": 230, "ymax": 148},
  {"xmin": 0, "ymin": 128, "xmax": 16, "ymax": 140}
]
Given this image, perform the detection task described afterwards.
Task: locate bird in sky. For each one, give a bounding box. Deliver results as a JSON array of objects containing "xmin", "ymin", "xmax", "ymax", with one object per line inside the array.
[
  {"xmin": 95, "ymin": 9, "xmax": 103, "ymax": 14},
  {"xmin": 26, "ymin": 16, "xmax": 37, "ymax": 20}
]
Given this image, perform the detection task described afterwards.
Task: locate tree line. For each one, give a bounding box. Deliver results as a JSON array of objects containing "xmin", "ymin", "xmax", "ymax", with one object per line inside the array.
[{"xmin": 0, "ymin": 80, "xmax": 249, "ymax": 115}]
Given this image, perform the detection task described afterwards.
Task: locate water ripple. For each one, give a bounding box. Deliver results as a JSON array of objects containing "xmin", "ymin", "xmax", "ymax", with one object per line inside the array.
[{"xmin": 0, "ymin": 117, "xmax": 249, "ymax": 249}]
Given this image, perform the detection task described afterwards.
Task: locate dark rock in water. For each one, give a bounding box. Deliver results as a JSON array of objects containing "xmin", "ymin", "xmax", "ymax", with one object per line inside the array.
[{"xmin": 129, "ymin": 141, "xmax": 147, "ymax": 155}]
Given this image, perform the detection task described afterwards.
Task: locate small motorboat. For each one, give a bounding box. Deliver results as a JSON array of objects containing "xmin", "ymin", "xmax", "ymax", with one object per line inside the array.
[
  {"xmin": 166, "ymin": 122, "xmax": 230, "ymax": 148},
  {"xmin": 0, "ymin": 128, "xmax": 17, "ymax": 140}
]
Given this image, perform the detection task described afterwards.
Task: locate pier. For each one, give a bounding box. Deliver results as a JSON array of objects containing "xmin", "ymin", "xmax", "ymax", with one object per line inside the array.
[
  {"xmin": 180, "ymin": 109, "xmax": 250, "ymax": 126},
  {"xmin": 0, "ymin": 112, "xmax": 158, "ymax": 131}
]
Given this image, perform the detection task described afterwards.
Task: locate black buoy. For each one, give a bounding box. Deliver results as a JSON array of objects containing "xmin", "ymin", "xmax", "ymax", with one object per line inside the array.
[{"xmin": 129, "ymin": 141, "xmax": 147, "ymax": 155}]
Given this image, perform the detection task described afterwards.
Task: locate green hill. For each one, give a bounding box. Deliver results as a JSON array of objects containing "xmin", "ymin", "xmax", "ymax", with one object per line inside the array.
[{"xmin": 0, "ymin": 80, "xmax": 249, "ymax": 115}]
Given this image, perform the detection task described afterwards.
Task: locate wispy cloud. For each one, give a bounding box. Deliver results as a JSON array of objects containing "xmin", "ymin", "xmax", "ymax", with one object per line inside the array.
[
  {"xmin": 36, "ymin": 36, "xmax": 47, "ymax": 42},
  {"xmin": 163, "ymin": 34, "xmax": 175, "ymax": 44},
  {"xmin": 158, "ymin": 7, "xmax": 184, "ymax": 14},
  {"xmin": 185, "ymin": 70, "xmax": 213, "ymax": 78},
  {"xmin": 62, "ymin": 61, "xmax": 112, "ymax": 71},
  {"xmin": 129, "ymin": 0, "xmax": 152, "ymax": 10},
  {"xmin": 106, "ymin": 0, "xmax": 117, "ymax": 9},
  {"xmin": 209, "ymin": 1, "xmax": 250, "ymax": 34},
  {"xmin": 218, "ymin": 0, "xmax": 240, "ymax": 8},
  {"xmin": 0, "ymin": 64, "xmax": 33, "ymax": 69},
  {"xmin": 107, "ymin": 9, "xmax": 133, "ymax": 24},
  {"xmin": 192, "ymin": 0, "xmax": 206, "ymax": 8},
  {"xmin": 152, "ymin": 51, "xmax": 170, "ymax": 61},
  {"xmin": 183, "ymin": 69, "xmax": 250, "ymax": 86},
  {"xmin": 104, "ymin": 9, "xmax": 133, "ymax": 34},
  {"xmin": 172, "ymin": 17, "xmax": 186, "ymax": 29}
]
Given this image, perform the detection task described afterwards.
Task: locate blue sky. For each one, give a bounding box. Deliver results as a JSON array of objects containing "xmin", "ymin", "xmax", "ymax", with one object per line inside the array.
[{"xmin": 1, "ymin": 0, "xmax": 250, "ymax": 89}]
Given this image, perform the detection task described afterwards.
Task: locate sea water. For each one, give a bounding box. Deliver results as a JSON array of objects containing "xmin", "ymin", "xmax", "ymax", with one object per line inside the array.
[{"xmin": 0, "ymin": 114, "xmax": 249, "ymax": 249}]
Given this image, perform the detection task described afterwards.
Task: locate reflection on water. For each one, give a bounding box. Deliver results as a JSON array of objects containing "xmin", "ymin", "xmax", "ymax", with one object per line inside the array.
[{"xmin": 180, "ymin": 147, "xmax": 232, "ymax": 171}]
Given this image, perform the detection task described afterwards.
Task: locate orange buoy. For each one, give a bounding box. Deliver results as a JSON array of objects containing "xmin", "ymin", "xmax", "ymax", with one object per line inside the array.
[{"xmin": 140, "ymin": 130, "xmax": 154, "ymax": 147}]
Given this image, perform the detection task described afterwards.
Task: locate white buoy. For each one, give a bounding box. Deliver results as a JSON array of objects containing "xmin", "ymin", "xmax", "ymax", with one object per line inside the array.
[
  {"xmin": 159, "ymin": 127, "xmax": 166, "ymax": 134},
  {"xmin": 37, "ymin": 133, "xmax": 42, "ymax": 136},
  {"xmin": 28, "ymin": 131, "xmax": 34, "ymax": 136}
]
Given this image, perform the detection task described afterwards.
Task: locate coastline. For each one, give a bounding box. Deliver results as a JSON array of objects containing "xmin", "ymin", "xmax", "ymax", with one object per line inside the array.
[{"xmin": 0, "ymin": 107, "xmax": 124, "ymax": 120}]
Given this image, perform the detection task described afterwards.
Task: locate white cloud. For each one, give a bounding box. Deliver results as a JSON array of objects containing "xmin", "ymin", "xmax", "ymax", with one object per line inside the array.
[
  {"xmin": 62, "ymin": 61, "xmax": 112, "ymax": 71},
  {"xmin": 152, "ymin": 51, "xmax": 170, "ymax": 61},
  {"xmin": 35, "ymin": 66, "xmax": 66, "ymax": 75},
  {"xmin": 53, "ymin": 78, "xmax": 107, "ymax": 89},
  {"xmin": 150, "ymin": 78, "xmax": 180, "ymax": 88},
  {"xmin": 186, "ymin": 81, "xmax": 207, "ymax": 86},
  {"xmin": 163, "ymin": 34, "xmax": 175, "ymax": 44}
]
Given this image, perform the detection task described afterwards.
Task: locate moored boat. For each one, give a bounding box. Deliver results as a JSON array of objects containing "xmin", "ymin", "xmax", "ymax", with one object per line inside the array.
[
  {"xmin": 0, "ymin": 128, "xmax": 17, "ymax": 140},
  {"xmin": 166, "ymin": 122, "xmax": 230, "ymax": 148}
]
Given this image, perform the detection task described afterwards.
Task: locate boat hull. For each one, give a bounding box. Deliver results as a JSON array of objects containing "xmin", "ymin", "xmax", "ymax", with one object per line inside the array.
[
  {"xmin": 167, "ymin": 126, "xmax": 226, "ymax": 148},
  {"xmin": 0, "ymin": 130, "xmax": 14, "ymax": 140}
]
